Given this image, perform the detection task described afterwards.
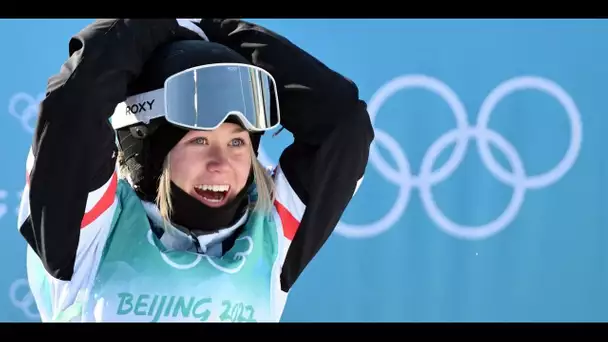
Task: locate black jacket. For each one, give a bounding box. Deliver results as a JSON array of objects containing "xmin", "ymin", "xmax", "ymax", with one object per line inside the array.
[{"xmin": 20, "ymin": 19, "xmax": 374, "ymax": 292}]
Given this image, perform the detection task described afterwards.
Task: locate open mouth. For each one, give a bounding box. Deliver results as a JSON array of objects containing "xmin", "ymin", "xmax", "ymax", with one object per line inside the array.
[{"xmin": 193, "ymin": 184, "xmax": 230, "ymax": 207}]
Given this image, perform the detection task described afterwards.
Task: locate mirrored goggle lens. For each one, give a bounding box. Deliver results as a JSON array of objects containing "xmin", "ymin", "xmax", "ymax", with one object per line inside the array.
[{"xmin": 165, "ymin": 63, "xmax": 279, "ymax": 131}]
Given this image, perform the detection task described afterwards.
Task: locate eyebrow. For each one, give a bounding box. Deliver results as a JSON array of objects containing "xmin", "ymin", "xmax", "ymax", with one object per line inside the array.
[{"xmin": 232, "ymin": 126, "xmax": 246, "ymax": 134}]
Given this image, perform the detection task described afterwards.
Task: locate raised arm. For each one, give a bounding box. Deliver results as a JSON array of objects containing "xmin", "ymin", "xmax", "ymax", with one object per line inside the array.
[
  {"xmin": 19, "ymin": 19, "xmax": 203, "ymax": 281},
  {"xmin": 196, "ymin": 19, "xmax": 374, "ymax": 292}
]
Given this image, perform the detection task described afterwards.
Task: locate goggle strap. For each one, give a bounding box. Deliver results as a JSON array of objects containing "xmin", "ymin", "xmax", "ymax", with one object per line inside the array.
[{"xmin": 111, "ymin": 88, "xmax": 165, "ymax": 129}]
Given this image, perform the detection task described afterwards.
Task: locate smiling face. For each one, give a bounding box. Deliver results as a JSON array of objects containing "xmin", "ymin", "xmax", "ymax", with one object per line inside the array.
[{"xmin": 168, "ymin": 122, "xmax": 253, "ymax": 208}]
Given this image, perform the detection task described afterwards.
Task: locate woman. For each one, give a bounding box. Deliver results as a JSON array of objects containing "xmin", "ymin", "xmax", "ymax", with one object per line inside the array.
[{"xmin": 17, "ymin": 19, "xmax": 373, "ymax": 322}]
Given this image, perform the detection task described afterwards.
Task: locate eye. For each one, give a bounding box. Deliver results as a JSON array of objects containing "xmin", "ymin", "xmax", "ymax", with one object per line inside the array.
[
  {"xmin": 229, "ymin": 138, "xmax": 246, "ymax": 147},
  {"xmin": 191, "ymin": 137, "xmax": 207, "ymax": 145}
]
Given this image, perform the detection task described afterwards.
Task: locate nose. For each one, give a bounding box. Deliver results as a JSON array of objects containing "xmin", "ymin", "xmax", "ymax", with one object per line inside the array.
[{"xmin": 205, "ymin": 145, "xmax": 230, "ymax": 173}]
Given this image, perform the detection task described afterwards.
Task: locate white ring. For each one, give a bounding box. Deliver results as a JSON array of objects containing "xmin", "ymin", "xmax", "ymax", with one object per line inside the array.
[
  {"xmin": 336, "ymin": 129, "xmax": 413, "ymax": 238},
  {"xmin": 9, "ymin": 278, "xmax": 39, "ymax": 319},
  {"xmin": 476, "ymin": 76, "xmax": 583, "ymax": 189},
  {"xmin": 367, "ymin": 75, "xmax": 471, "ymax": 186},
  {"xmin": 8, "ymin": 92, "xmax": 43, "ymax": 134},
  {"xmin": 418, "ymin": 128, "xmax": 527, "ymax": 239}
]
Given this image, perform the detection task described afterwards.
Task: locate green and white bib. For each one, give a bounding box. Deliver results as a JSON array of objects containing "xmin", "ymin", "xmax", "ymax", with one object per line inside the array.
[{"xmin": 27, "ymin": 179, "xmax": 290, "ymax": 322}]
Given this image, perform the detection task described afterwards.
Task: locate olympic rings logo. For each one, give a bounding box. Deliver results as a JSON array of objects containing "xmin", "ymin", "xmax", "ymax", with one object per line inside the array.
[
  {"xmin": 146, "ymin": 230, "xmax": 253, "ymax": 273},
  {"xmin": 8, "ymin": 92, "xmax": 45, "ymax": 134},
  {"xmin": 9, "ymin": 278, "xmax": 39, "ymax": 320},
  {"xmin": 334, "ymin": 74, "xmax": 582, "ymax": 240}
]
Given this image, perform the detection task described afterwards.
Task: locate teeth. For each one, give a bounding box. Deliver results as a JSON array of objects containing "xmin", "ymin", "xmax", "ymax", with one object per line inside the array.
[{"xmin": 196, "ymin": 184, "xmax": 229, "ymax": 192}]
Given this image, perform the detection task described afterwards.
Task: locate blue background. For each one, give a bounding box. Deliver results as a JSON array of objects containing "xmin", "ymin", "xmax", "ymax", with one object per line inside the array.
[{"xmin": 0, "ymin": 18, "xmax": 607, "ymax": 322}]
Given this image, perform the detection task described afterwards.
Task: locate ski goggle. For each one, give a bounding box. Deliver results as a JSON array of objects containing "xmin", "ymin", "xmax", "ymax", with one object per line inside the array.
[{"xmin": 111, "ymin": 63, "xmax": 281, "ymax": 132}]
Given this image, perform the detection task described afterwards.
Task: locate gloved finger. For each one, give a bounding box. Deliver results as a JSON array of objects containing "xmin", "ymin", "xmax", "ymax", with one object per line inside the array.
[{"xmin": 176, "ymin": 19, "xmax": 209, "ymax": 41}]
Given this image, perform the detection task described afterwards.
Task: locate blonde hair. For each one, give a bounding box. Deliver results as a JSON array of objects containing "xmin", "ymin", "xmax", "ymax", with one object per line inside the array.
[{"xmin": 119, "ymin": 143, "xmax": 276, "ymax": 224}]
